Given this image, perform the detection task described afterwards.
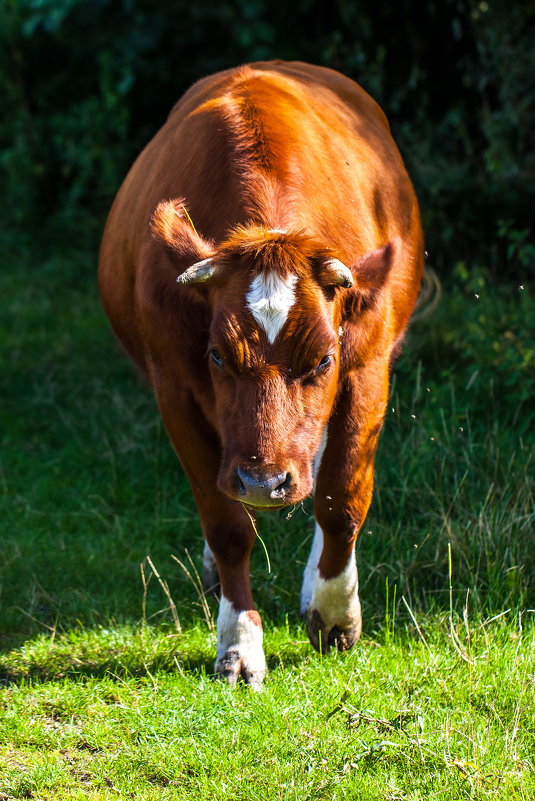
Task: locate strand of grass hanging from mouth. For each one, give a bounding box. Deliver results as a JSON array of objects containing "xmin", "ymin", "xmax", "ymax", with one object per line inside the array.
[{"xmin": 243, "ymin": 505, "xmax": 272, "ymax": 574}]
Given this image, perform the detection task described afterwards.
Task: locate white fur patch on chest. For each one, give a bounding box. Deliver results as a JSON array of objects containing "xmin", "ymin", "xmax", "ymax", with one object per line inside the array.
[{"xmin": 246, "ymin": 271, "xmax": 298, "ymax": 343}]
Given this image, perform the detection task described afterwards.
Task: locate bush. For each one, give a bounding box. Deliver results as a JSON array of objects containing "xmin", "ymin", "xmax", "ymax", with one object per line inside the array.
[{"xmin": 1, "ymin": 0, "xmax": 533, "ymax": 274}]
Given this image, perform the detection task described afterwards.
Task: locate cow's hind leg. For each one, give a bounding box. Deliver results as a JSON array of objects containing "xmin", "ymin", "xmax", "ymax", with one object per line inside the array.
[
  {"xmin": 202, "ymin": 541, "xmax": 220, "ymax": 596},
  {"xmin": 300, "ymin": 521, "xmax": 324, "ymax": 616}
]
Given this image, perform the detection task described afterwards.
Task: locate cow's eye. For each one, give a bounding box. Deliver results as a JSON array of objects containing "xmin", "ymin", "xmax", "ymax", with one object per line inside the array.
[
  {"xmin": 316, "ymin": 354, "xmax": 332, "ymax": 373},
  {"xmin": 211, "ymin": 349, "xmax": 224, "ymax": 370}
]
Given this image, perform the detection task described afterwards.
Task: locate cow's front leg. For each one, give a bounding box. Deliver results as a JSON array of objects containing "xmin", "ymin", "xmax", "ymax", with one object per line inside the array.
[
  {"xmin": 154, "ymin": 379, "xmax": 266, "ymax": 687},
  {"xmin": 215, "ymin": 599, "xmax": 266, "ymax": 688},
  {"xmin": 301, "ymin": 523, "xmax": 361, "ymax": 653},
  {"xmin": 302, "ymin": 367, "xmax": 388, "ymax": 653},
  {"xmin": 205, "ymin": 515, "xmax": 267, "ymax": 688}
]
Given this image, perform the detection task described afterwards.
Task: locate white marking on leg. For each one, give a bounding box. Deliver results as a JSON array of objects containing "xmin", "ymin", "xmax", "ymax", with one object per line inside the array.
[
  {"xmin": 300, "ymin": 522, "xmax": 323, "ymax": 615},
  {"xmin": 309, "ymin": 546, "xmax": 361, "ymax": 633},
  {"xmin": 246, "ymin": 271, "xmax": 297, "ymax": 343},
  {"xmin": 215, "ymin": 595, "xmax": 266, "ymax": 687}
]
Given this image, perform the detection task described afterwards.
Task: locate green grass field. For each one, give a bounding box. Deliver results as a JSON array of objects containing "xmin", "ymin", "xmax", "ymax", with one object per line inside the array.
[{"xmin": 1, "ymin": 227, "xmax": 534, "ymax": 799}]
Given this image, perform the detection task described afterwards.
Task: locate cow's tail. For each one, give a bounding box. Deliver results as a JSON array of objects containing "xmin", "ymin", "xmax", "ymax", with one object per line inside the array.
[{"xmin": 411, "ymin": 266, "xmax": 441, "ymax": 323}]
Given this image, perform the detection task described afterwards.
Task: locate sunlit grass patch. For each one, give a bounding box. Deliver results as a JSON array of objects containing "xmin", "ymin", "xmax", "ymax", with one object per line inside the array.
[{"xmin": 1, "ymin": 616, "xmax": 534, "ymax": 799}]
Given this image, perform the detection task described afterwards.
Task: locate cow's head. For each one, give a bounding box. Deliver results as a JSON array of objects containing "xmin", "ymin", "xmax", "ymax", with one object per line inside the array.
[{"xmin": 151, "ymin": 199, "xmax": 393, "ymax": 509}]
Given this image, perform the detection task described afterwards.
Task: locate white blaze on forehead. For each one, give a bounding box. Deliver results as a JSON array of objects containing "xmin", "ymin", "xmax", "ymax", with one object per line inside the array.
[{"xmin": 246, "ymin": 271, "xmax": 298, "ymax": 343}]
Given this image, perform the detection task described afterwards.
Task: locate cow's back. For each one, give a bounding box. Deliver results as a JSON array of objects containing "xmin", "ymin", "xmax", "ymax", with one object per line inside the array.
[{"xmin": 99, "ymin": 61, "xmax": 421, "ymax": 375}]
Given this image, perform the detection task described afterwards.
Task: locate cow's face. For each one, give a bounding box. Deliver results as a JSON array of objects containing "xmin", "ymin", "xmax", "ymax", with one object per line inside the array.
[
  {"xmin": 151, "ymin": 202, "xmax": 393, "ymax": 509},
  {"xmin": 207, "ymin": 266, "xmax": 343, "ymax": 507}
]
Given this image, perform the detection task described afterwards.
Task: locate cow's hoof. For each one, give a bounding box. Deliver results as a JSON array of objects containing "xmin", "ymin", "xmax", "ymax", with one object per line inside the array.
[
  {"xmin": 215, "ymin": 649, "xmax": 266, "ymax": 689},
  {"xmin": 306, "ymin": 608, "xmax": 361, "ymax": 655}
]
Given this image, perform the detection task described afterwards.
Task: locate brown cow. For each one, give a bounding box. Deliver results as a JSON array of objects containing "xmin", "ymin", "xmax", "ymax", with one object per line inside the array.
[{"xmin": 99, "ymin": 60, "xmax": 424, "ymax": 687}]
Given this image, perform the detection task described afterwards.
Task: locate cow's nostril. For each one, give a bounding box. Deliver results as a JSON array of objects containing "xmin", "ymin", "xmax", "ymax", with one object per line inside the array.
[
  {"xmin": 271, "ymin": 472, "xmax": 292, "ymax": 499},
  {"xmin": 235, "ymin": 466, "xmax": 292, "ymax": 506},
  {"xmin": 236, "ymin": 469, "xmax": 247, "ymax": 496}
]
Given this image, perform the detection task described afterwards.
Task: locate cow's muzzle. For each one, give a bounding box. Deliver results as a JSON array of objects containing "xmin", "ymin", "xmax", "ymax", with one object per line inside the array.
[{"xmin": 235, "ymin": 464, "xmax": 293, "ymax": 508}]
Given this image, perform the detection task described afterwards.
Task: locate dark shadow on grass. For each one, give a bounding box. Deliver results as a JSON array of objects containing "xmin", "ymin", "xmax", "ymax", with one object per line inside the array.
[
  {"xmin": 0, "ymin": 640, "xmax": 215, "ymax": 687},
  {"xmin": 0, "ymin": 609, "xmax": 318, "ymax": 687},
  {"xmin": 0, "ymin": 608, "xmax": 314, "ymax": 687},
  {"xmin": 0, "ymin": 649, "xmax": 311, "ymax": 689}
]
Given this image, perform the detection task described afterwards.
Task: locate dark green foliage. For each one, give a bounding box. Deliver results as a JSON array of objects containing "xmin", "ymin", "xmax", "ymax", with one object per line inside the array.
[{"xmin": 1, "ymin": 0, "xmax": 534, "ymax": 273}]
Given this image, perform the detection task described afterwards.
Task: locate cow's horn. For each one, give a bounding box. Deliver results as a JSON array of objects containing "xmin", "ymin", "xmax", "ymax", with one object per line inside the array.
[
  {"xmin": 324, "ymin": 258, "xmax": 354, "ymax": 288},
  {"xmin": 176, "ymin": 257, "xmax": 220, "ymax": 285}
]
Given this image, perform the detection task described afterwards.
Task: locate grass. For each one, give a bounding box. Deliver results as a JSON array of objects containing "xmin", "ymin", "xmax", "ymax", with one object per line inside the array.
[
  {"xmin": 0, "ymin": 619, "xmax": 534, "ymax": 799},
  {"xmin": 0, "ymin": 225, "xmax": 534, "ymax": 798}
]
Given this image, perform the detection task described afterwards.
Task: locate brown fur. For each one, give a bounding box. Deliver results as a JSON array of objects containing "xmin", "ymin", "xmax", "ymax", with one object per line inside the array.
[{"xmin": 99, "ymin": 60, "xmax": 424, "ymax": 669}]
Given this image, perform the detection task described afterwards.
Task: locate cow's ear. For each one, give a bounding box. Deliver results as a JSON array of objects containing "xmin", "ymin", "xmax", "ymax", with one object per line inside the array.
[
  {"xmin": 151, "ymin": 199, "xmax": 216, "ymax": 268},
  {"xmin": 343, "ymin": 240, "xmax": 396, "ymax": 318},
  {"xmin": 353, "ymin": 241, "xmax": 395, "ymax": 290}
]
